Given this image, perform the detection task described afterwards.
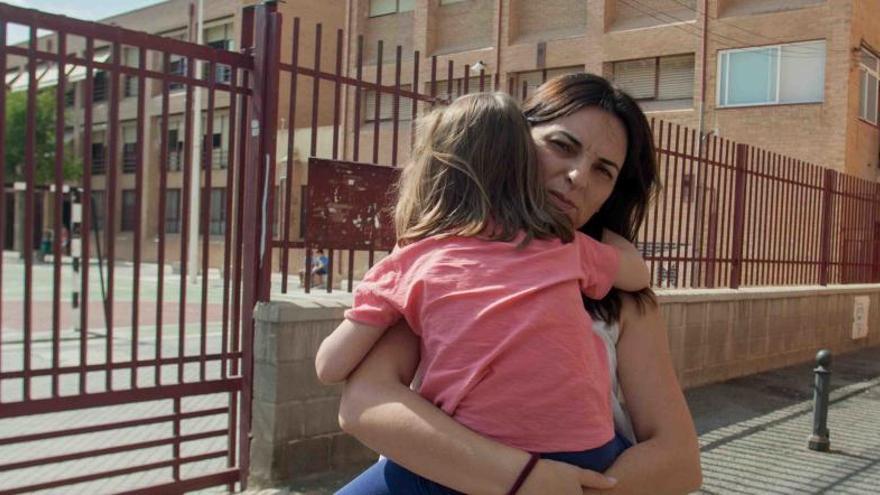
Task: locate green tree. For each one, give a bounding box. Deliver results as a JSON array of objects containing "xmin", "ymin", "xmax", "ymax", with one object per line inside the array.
[{"xmin": 4, "ymin": 88, "xmax": 82, "ymax": 184}]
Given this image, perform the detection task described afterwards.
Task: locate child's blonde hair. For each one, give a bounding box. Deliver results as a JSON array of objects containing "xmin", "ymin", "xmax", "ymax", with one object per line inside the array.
[{"xmin": 394, "ymin": 92, "xmax": 572, "ymax": 247}]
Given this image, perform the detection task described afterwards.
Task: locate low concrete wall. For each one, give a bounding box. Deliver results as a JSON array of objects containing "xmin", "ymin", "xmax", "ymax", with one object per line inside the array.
[
  {"xmin": 248, "ymin": 297, "xmax": 376, "ymax": 489},
  {"xmin": 248, "ymin": 285, "xmax": 880, "ymax": 487},
  {"xmin": 658, "ymin": 285, "xmax": 880, "ymax": 388}
]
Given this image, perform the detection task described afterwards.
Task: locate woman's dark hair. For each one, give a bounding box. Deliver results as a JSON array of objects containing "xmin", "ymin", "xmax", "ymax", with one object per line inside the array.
[{"xmin": 524, "ymin": 73, "xmax": 660, "ymax": 323}]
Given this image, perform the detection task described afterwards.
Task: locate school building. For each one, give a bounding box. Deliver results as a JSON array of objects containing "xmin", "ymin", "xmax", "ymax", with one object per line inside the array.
[{"xmin": 334, "ymin": 0, "xmax": 880, "ymax": 180}]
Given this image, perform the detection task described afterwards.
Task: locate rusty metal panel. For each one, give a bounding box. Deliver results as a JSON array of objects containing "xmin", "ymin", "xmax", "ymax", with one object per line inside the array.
[{"xmin": 305, "ymin": 158, "xmax": 398, "ymax": 250}]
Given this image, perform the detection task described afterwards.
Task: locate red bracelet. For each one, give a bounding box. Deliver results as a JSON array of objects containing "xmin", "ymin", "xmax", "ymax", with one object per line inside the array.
[{"xmin": 507, "ymin": 453, "xmax": 540, "ymax": 495}]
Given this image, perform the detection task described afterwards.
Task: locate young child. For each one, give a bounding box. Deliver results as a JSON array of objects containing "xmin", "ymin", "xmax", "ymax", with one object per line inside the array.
[{"xmin": 316, "ymin": 92, "xmax": 648, "ymax": 491}]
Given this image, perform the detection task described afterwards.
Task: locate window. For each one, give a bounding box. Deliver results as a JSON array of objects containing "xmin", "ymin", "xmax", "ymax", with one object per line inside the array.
[
  {"xmin": 122, "ymin": 124, "xmax": 137, "ymax": 173},
  {"xmin": 717, "ymin": 40, "xmax": 825, "ymax": 107},
  {"xmin": 200, "ymin": 188, "xmax": 226, "ymax": 235},
  {"xmin": 205, "ymin": 23, "xmax": 233, "ymax": 83},
  {"xmin": 123, "ymin": 47, "xmax": 139, "ymax": 98},
  {"xmin": 121, "ymin": 190, "xmax": 137, "ymax": 232},
  {"xmin": 90, "ymin": 191, "xmax": 105, "ymax": 230},
  {"xmin": 369, "ymin": 0, "xmax": 414, "ymax": 17},
  {"xmin": 510, "ymin": 66, "xmax": 584, "ymax": 101},
  {"xmin": 167, "ymin": 127, "xmax": 183, "ymax": 171},
  {"xmin": 165, "ymin": 189, "xmax": 181, "ymax": 234},
  {"xmin": 169, "ymin": 57, "xmax": 187, "ymax": 91},
  {"xmin": 364, "ymin": 85, "xmax": 413, "ymax": 123},
  {"xmin": 92, "ymin": 71, "xmax": 107, "ymax": 102},
  {"xmin": 429, "ymin": 76, "xmax": 489, "ymax": 102},
  {"xmin": 91, "ymin": 142, "xmax": 106, "ymax": 175},
  {"xmin": 859, "ymin": 48, "xmax": 879, "ymax": 124},
  {"xmin": 65, "ymin": 85, "xmax": 76, "ymax": 107},
  {"xmin": 612, "ymin": 55, "xmax": 694, "ymax": 107}
]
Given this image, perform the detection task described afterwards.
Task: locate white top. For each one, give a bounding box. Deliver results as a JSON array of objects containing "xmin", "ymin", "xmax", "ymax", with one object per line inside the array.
[{"xmin": 591, "ymin": 319, "xmax": 637, "ymax": 445}]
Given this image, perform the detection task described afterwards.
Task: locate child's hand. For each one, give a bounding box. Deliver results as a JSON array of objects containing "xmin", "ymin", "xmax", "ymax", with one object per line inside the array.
[
  {"xmin": 603, "ymin": 229, "xmax": 650, "ymax": 291},
  {"xmin": 520, "ymin": 459, "xmax": 617, "ymax": 495}
]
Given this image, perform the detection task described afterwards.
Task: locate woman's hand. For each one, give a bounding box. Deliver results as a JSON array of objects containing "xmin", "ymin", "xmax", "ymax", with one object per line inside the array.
[{"xmin": 519, "ymin": 460, "xmax": 617, "ymax": 495}]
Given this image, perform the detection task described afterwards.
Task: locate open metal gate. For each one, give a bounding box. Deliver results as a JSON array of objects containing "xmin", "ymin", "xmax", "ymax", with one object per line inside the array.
[{"xmin": 0, "ymin": 2, "xmax": 281, "ymax": 493}]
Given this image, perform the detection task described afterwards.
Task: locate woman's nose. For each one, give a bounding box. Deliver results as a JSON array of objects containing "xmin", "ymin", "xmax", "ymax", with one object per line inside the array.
[{"xmin": 566, "ymin": 166, "xmax": 589, "ymax": 189}]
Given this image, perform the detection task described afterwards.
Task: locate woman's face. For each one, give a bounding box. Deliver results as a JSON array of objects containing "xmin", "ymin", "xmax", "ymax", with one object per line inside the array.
[{"xmin": 532, "ymin": 107, "xmax": 628, "ymax": 229}]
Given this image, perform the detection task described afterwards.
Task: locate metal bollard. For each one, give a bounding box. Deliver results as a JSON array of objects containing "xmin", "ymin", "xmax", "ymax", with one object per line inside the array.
[{"xmin": 808, "ymin": 349, "xmax": 832, "ymax": 452}]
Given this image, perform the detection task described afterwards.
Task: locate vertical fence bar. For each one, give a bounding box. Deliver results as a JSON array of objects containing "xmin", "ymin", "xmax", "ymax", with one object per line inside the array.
[
  {"xmin": 391, "ymin": 45, "xmax": 402, "ymax": 166},
  {"xmin": 706, "ymin": 136, "xmax": 720, "ymax": 288},
  {"xmin": 649, "ymin": 122, "xmax": 663, "ymax": 283},
  {"xmin": 819, "ymin": 169, "xmax": 835, "ymax": 286},
  {"xmin": 721, "ymin": 139, "xmax": 735, "ymax": 286},
  {"xmin": 131, "ymin": 45, "xmax": 147, "ymax": 389},
  {"xmin": 669, "ymin": 124, "xmax": 687, "ymax": 288},
  {"xmin": 310, "ymin": 23, "xmax": 322, "ymax": 160},
  {"xmin": 259, "ymin": 9, "xmax": 282, "ymax": 303},
  {"xmin": 372, "ymin": 40, "xmax": 383, "ymax": 164},
  {"xmin": 179, "ymin": 54, "xmax": 196, "ymax": 383},
  {"xmin": 410, "ymin": 50, "xmax": 420, "ymax": 150},
  {"xmin": 104, "ymin": 41, "xmax": 122, "ymax": 391},
  {"xmin": 155, "ymin": 52, "xmax": 171, "ymax": 386},
  {"xmin": 352, "ymin": 36, "xmax": 363, "ymax": 161},
  {"xmin": 770, "ymin": 153, "xmax": 781, "ymax": 285},
  {"xmin": 281, "ymin": 17, "xmax": 300, "ymax": 294},
  {"xmin": 795, "ymin": 161, "xmax": 807, "ymax": 284},
  {"xmin": 79, "ymin": 38, "xmax": 95, "ymax": 393},
  {"xmin": 332, "ymin": 28, "xmax": 343, "ymax": 160},
  {"xmin": 430, "ymin": 55, "xmax": 438, "ymax": 106},
  {"xmin": 23, "ymin": 25, "xmax": 37, "ymax": 400},
  {"xmin": 785, "ymin": 157, "xmax": 797, "ymax": 284},
  {"xmin": 0, "ymin": 21, "xmax": 5, "ymax": 368},
  {"xmin": 240, "ymin": 4, "xmax": 281, "ymax": 484},
  {"xmin": 673, "ymin": 125, "xmax": 686, "ymax": 288},
  {"xmin": 658, "ymin": 122, "xmax": 673, "ymax": 287},
  {"xmin": 221, "ymin": 64, "xmax": 239, "ymax": 380},
  {"xmin": 745, "ymin": 146, "xmax": 758, "ymax": 287},
  {"xmin": 730, "ymin": 143, "xmax": 748, "ymax": 289},
  {"xmin": 51, "ymin": 31, "xmax": 66, "ymax": 397},
  {"xmin": 201, "ymin": 57, "xmax": 217, "ymax": 382},
  {"xmin": 326, "ymin": 248, "xmax": 334, "ymax": 293},
  {"xmin": 757, "ymin": 149, "xmax": 768, "ymax": 285},
  {"xmin": 683, "ymin": 128, "xmax": 696, "ymax": 287}
]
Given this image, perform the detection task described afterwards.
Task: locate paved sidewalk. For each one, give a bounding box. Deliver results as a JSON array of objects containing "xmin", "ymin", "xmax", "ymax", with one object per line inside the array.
[
  {"xmin": 282, "ymin": 345, "xmax": 880, "ymax": 494},
  {"xmin": 688, "ymin": 345, "xmax": 880, "ymax": 494}
]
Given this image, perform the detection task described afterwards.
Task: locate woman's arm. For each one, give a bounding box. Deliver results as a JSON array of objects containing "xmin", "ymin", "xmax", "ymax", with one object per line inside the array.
[
  {"xmin": 338, "ymin": 322, "xmax": 617, "ymax": 495},
  {"xmin": 585, "ymin": 295, "xmax": 702, "ymax": 495}
]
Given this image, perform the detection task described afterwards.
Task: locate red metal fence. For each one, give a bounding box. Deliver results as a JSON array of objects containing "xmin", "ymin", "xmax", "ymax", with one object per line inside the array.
[{"xmin": 270, "ymin": 18, "xmax": 880, "ymax": 293}]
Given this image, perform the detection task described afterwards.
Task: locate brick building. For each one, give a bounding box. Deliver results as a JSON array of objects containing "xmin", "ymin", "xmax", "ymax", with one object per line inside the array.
[
  {"xmin": 4, "ymin": 0, "xmax": 344, "ymax": 268},
  {"xmin": 342, "ymin": 0, "xmax": 880, "ymax": 180}
]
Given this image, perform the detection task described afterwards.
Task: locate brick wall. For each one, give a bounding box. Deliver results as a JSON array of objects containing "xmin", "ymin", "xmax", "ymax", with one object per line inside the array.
[{"xmin": 249, "ymin": 284, "xmax": 880, "ymax": 487}]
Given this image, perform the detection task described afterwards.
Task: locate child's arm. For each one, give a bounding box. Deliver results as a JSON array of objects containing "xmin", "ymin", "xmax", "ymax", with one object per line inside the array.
[
  {"xmin": 315, "ymin": 319, "xmax": 388, "ymax": 384},
  {"xmin": 603, "ymin": 229, "xmax": 651, "ymax": 291}
]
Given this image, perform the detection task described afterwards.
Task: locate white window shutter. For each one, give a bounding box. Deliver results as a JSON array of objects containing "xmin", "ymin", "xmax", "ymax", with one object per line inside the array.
[
  {"xmin": 613, "ymin": 58, "xmax": 656, "ymax": 100},
  {"xmin": 658, "ymin": 55, "xmax": 694, "ymax": 101}
]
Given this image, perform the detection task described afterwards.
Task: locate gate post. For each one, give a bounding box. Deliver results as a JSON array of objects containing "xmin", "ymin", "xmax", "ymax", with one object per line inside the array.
[
  {"xmin": 730, "ymin": 143, "xmax": 748, "ymax": 289},
  {"xmin": 819, "ymin": 169, "xmax": 836, "ymax": 286},
  {"xmin": 240, "ymin": 0, "xmax": 282, "ymax": 488}
]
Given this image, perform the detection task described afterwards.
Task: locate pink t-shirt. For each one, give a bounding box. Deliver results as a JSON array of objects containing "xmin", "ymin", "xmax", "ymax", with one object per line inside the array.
[{"xmin": 344, "ymin": 232, "xmax": 620, "ymax": 452}]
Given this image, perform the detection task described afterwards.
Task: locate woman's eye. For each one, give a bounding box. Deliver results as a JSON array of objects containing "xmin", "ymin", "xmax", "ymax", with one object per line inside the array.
[
  {"xmin": 551, "ymin": 139, "xmax": 572, "ymax": 152},
  {"xmin": 596, "ymin": 166, "xmax": 614, "ymax": 179}
]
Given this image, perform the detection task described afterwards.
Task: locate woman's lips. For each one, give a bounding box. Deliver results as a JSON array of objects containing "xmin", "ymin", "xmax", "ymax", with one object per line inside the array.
[{"xmin": 548, "ymin": 190, "xmax": 577, "ymax": 213}]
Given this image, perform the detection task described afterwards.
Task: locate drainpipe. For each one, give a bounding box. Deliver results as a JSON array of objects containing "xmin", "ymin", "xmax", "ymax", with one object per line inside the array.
[
  {"xmin": 697, "ymin": 0, "xmax": 709, "ymax": 142},
  {"xmin": 495, "ymin": 0, "xmax": 503, "ymax": 90}
]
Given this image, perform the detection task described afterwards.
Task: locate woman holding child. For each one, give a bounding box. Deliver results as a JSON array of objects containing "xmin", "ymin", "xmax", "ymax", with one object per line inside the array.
[{"xmin": 319, "ymin": 73, "xmax": 701, "ymax": 494}]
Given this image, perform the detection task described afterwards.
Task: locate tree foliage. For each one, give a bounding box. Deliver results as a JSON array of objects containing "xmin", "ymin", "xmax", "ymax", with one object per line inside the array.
[{"xmin": 4, "ymin": 89, "xmax": 82, "ymax": 184}]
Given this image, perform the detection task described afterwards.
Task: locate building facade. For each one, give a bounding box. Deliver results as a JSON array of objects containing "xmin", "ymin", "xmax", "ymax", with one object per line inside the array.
[{"xmin": 344, "ymin": 0, "xmax": 880, "ymax": 180}]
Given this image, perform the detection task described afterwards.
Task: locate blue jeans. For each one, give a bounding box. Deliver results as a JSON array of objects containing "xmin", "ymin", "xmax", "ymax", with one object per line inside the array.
[{"xmin": 336, "ymin": 432, "xmax": 632, "ymax": 495}]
